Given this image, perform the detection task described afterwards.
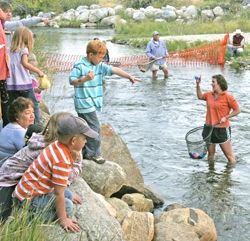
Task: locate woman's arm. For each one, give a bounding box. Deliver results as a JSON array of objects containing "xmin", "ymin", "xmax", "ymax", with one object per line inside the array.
[
  {"xmin": 196, "ymin": 77, "xmax": 204, "ymax": 100},
  {"xmin": 4, "ymin": 17, "xmax": 48, "ymax": 31}
]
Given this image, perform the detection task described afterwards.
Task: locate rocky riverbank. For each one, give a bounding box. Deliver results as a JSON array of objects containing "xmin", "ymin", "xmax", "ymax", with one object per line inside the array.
[
  {"xmin": 13, "ymin": 2, "xmax": 250, "ymax": 29},
  {"xmin": 36, "ymin": 112, "xmax": 218, "ymax": 241}
]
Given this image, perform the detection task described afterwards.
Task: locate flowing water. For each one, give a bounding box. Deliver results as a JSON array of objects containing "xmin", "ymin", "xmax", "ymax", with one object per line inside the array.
[{"xmin": 36, "ymin": 28, "xmax": 250, "ymax": 241}]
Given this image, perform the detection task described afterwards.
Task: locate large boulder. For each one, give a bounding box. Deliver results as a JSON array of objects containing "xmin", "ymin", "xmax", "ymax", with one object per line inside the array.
[
  {"xmin": 101, "ymin": 124, "xmax": 164, "ymax": 207},
  {"xmin": 132, "ymin": 10, "xmax": 146, "ymax": 21},
  {"xmin": 44, "ymin": 177, "xmax": 124, "ymax": 241},
  {"xmin": 106, "ymin": 197, "xmax": 131, "ymax": 223},
  {"xmin": 154, "ymin": 207, "xmax": 217, "ymax": 241},
  {"xmin": 72, "ymin": 177, "xmax": 124, "ymax": 240},
  {"xmin": 213, "ymin": 6, "xmax": 224, "ymax": 16},
  {"xmin": 81, "ymin": 159, "xmax": 127, "ymax": 197},
  {"xmin": 100, "ymin": 15, "xmax": 122, "ymax": 27},
  {"xmin": 89, "ymin": 8, "xmax": 109, "ymax": 23},
  {"xmin": 122, "ymin": 211, "xmax": 154, "ymax": 241},
  {"xmin": 183, "ymin": 5, "xmax": 198, "ymax": 19},
  {"xmin": 101, "ymin": 124, "xmax": 144, "ymax": 186},
  {"xmin": 76, "ymin": 9, "xmax": 89, "ymax": 23},
  {"xmin": 121, "ymin": 193, "xmax": 154, "ymax": 212}
]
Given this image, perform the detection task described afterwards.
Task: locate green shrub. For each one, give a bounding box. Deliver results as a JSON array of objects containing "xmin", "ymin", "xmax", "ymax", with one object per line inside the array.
[
  {"xmin": 59, "ymin": 0, "xmax": 98, "ymax": 11},
  {"xmin": 58, "ymin": 20, "xmax": 82, "ymax": 28},
  {"xmin": 11, "ymin": 0, "xmax": 62, "ymax": 16},
  {"xmin": 11, "ymin": 0, "xmax": 98, "ymax": 16}
]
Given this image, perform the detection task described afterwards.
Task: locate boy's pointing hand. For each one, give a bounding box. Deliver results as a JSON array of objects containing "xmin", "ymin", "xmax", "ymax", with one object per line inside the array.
[{"xmin": 129, "ymin": 76, "xmax": 141, "ymax": 84}]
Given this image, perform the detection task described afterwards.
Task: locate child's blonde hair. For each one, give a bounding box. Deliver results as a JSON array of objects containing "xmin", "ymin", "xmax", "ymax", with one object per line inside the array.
[
  {"xmin": 42, "ymin": 112, "xmax": 71, "ymax": 145},
  {"xmin": 10, "ymin": 26, "xmax": 34, "ymax": 53},
  {"xmin": 86, "ymin": 39, "xmax": 107, "ymax": 56},
  {"xmin": 0, "ymin": 1, "xmax": 12, "ymax": 12}
]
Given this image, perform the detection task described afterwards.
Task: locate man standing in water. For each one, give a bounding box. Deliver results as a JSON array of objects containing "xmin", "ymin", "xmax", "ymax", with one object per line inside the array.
[{"xmin": 145, "ymin": 31, "xmax": 169, "ymax": 79}]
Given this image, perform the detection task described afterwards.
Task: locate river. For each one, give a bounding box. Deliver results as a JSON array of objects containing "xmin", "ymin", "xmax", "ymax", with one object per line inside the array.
[{"xmin": 35, "ymin": 27, "xmax": 250, "ymax": 241}]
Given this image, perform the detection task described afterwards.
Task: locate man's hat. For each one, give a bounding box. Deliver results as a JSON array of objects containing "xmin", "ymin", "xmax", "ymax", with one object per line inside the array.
[
  {"xmin": 152, "ymin": 31, "xmax": 159, "ymax": 36},
  {"xmin": 234, "ymin": 29, "xmax": 242, "ymax": 35}
]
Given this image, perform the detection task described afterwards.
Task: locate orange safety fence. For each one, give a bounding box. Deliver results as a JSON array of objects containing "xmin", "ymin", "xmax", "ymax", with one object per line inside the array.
[{"xmin": 42, "ymin": 33, "xmax": 229, "ymax": 72}]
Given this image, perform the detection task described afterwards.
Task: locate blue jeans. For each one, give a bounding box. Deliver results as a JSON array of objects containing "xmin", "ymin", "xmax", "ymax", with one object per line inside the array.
[
  {"xmin": 78, "ymin": 111, "xmax": 101, "ymax": 157},
  {"xmin": 17, "ymin": 188, "xmax": 73, "ymax": 222},
  {"xmin": 8, "ymin": 89, "xmax": 40, "ymax": 124}
]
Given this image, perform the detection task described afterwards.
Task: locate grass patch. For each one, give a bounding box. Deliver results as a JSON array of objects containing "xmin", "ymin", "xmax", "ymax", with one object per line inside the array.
[
  {"xmin": 58, "ymin": 20, "xmax": 82, "ymax": 28},
  {"xmin": 0, "ymin": 206, "xmax": 48, "ymax": 241},
  {"xmin": 115, "ymin": 15, "xmax": 250, "ymax": 39}
]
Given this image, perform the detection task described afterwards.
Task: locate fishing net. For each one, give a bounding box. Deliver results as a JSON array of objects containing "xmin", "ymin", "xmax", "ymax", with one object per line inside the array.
[
  {"xmin": 185, "ymin": 125, "xmax": 214, "ymax": 159},
  {"xmin": 42, "ymin": 33, "xmax": 229, "ymax": 72}
]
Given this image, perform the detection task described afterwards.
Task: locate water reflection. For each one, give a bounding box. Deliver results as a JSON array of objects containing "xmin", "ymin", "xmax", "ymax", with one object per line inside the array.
[
  {"xmin": 38, "ymin": 28, "xmax": 250, "ymax": 241},
  {"xmin": 182, "ymin": 165, "xmax": 250, "ymax": 241}
]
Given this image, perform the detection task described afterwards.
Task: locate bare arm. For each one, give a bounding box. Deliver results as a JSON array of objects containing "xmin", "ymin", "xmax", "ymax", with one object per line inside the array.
[
  {"xmin": 54, "ymin": 185, "xmax": 80, "ymax": 232},
  {"xmin": 4, "ymin": 17, "xmax": 48, "ymax": 31},
  {"xmin": 21, "ymin": 54, "xmax": 44, "ymax": 77},
  {"xmin": 112, "ymin": 67, "xmax": 140, "ymax": 84},
  {"xmin": 221, "ymin": 106, "xmax": 241, "ymax": 123},
  {"xmin": 196, "ymin": 77, "xmax": 204, "ymax": 100}
]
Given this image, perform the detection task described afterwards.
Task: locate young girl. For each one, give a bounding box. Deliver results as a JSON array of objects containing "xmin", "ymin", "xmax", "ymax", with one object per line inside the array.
[{"xmin": 7, "ymin": 26, "xmax": 45, "ymax": 123}]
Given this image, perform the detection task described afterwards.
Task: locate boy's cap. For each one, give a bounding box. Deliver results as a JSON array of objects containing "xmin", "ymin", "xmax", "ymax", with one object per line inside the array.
[
  {"xmin": 152, "ymin": 31, "xmax": 159, "ymax": 36},
  {"xmin": 57, "ymin": 115, "xmax": 98, "ymax": 139}
]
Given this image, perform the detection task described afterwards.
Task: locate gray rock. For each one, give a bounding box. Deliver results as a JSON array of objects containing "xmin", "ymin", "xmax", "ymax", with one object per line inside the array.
[
  {"xmin": 71, "ymin": 177, "xmax": 125, "ymax": 241},
  {"xmin": 81, "ymin": 159, "xmax": 127, "ymax": 197},
  {"xmin": 154, "ymin": 208, "xmax": 217, "ymax": 241},
  {"xmin": 122, "ymin": 211, "xmax": 154, "ymax": 241}
]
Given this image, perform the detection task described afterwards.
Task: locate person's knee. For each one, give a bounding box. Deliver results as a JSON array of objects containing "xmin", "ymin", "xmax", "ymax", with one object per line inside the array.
[
  {"xmin": 65, "ymin": 198, "xmax": 73, "ymax": 217},
  {"xmin": 64, "ymin": 189, "xmax": 73, "ymax": 200},
  {"xmin": 237, "ymin": 48, "xmax": 244, "ymax": 55}
]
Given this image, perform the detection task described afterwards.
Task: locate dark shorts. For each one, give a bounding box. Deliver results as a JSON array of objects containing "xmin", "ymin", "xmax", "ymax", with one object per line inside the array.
[{"xmin": 202, "ymin": 125, "xmax": 231, "ymax": 144}]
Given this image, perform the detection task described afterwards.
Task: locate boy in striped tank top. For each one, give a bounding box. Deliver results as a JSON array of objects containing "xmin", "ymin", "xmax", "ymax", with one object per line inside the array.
[{"xmin": 13, "ymin": 114, "xmax": 98, "ymax": 232}]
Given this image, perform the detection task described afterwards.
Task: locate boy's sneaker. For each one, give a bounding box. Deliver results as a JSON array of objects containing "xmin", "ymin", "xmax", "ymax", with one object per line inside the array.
[{"xmin": 85, "ymin": 155, "xmax": 105, "ymax": 164}]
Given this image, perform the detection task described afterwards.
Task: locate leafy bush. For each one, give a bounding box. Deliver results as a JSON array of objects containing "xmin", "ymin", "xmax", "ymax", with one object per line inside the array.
[
  {"xmin": 121, "ymin": 0, "xmax": 153, "ymax": 9},
  {"xmin": 10, "ymin": 0, "xmax": 98, "ymax": 16},
  {"xmin": 11, "ymin": 0, "xmax": 62, "ymax": 16},
  {"xmin": 59, "ymin": 0, "xmax": 98, "ymax": 11}
]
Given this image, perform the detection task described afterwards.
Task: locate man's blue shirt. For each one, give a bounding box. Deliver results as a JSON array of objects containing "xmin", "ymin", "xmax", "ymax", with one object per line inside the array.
[{"xmin": 145, "ymin": 39, "xmax": 168, "ymax": 65}]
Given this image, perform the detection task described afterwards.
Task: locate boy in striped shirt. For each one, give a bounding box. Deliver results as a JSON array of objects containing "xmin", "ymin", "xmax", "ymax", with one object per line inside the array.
[{"xmin": 13, "ymin": 114, "xmax": 98, "ymax": 232}]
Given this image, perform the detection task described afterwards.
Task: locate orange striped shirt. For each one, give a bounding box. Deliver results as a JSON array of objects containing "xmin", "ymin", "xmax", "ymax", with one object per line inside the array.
[{"xmin": 13, "ymin": 141, "xmax": 73, "ymax": 201}]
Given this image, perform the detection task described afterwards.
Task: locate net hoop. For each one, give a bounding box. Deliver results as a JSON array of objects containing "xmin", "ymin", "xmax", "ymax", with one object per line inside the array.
[
  {"xmin": 185, "ymin": 126, "xmax": 213, "ymax": 145},
  {"xmin": 185, "ymin": 125, "xmax": 214, "ymax": 160}
]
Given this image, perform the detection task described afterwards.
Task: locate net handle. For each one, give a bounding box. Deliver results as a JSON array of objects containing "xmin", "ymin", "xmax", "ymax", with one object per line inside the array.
[{"xmin": 137, "ymin": 56, "xmax": 166, "ymax": 72}]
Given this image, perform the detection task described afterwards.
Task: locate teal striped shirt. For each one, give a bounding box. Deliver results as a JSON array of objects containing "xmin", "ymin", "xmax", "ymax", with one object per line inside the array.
[{"xmin": 69, "ymin": 57, "xmax": 112, "ymax": 113}]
